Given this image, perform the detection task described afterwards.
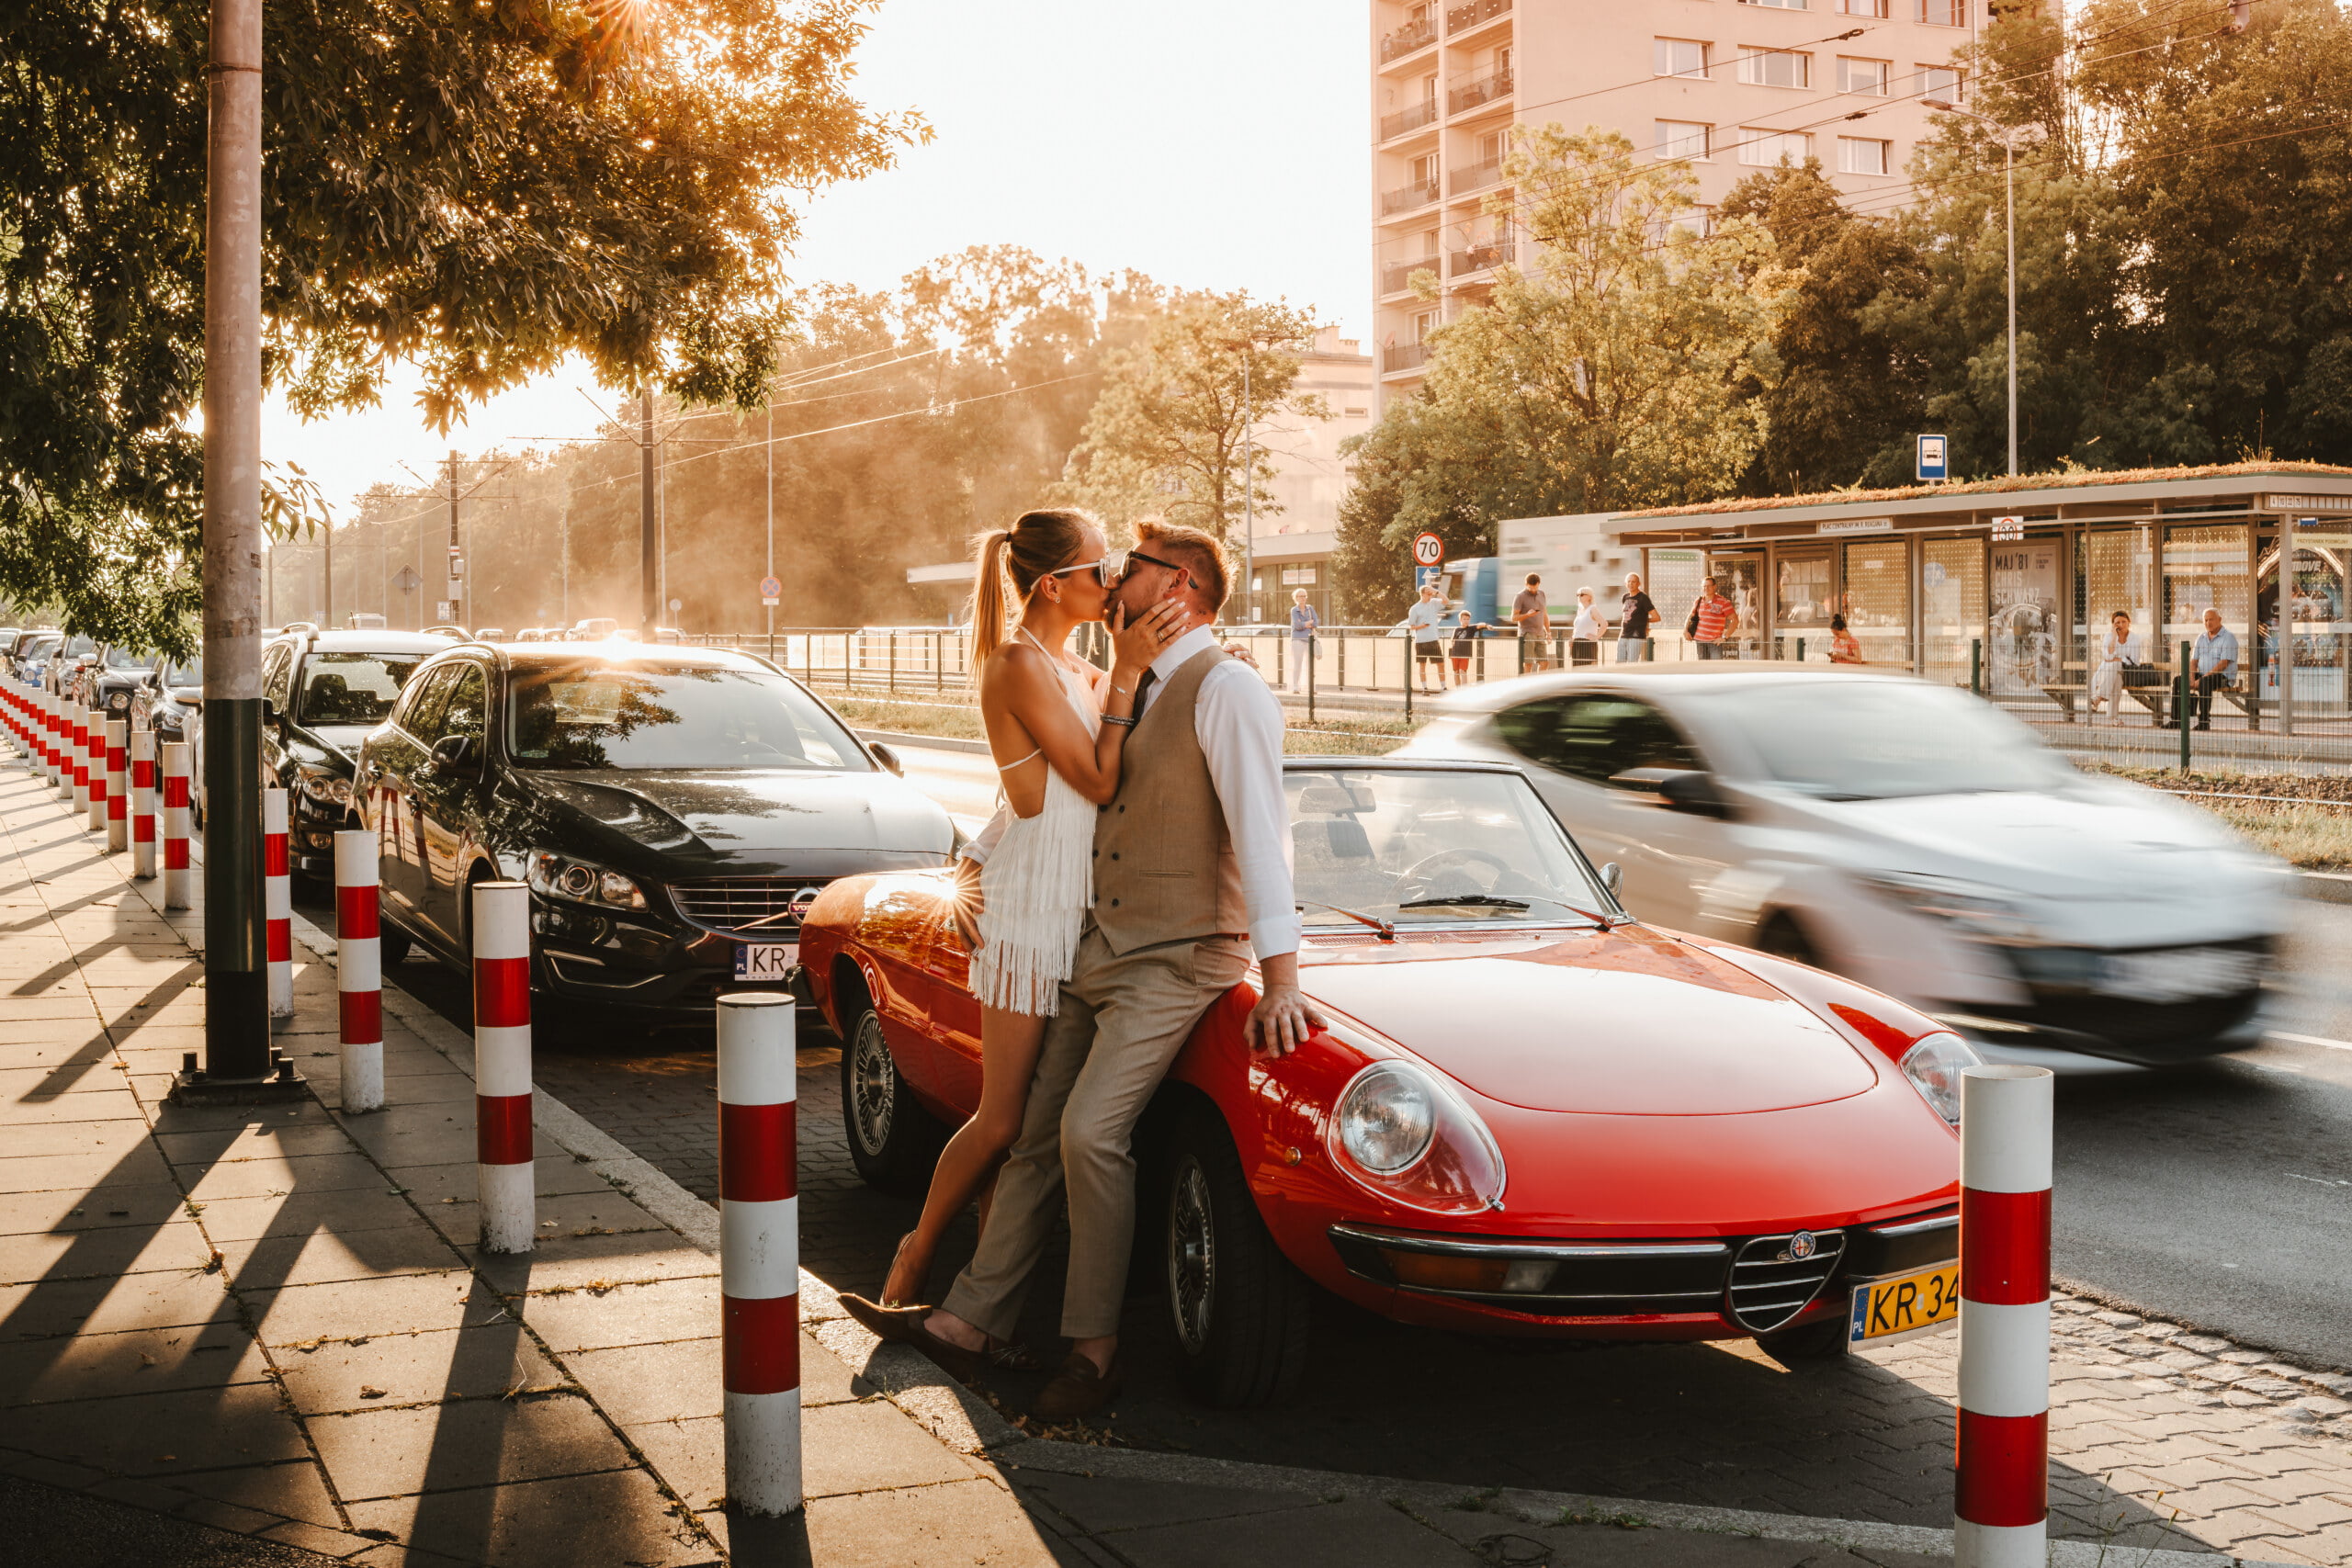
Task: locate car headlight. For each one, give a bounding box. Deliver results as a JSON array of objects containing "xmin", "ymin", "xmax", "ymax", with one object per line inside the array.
[
  {"xmin": 526, "ymin": 851, "xmax": 647, "ymax": 911},
  {"xmin": 1860, "ymin": 872, "xmax": 2040, "ymax": 943},
  {"xmin": 299, "ymin": 773, "xmax": 353, "ymax": 808},
  {"xmin": 1897, "ymin": 1031, "xmax": 1981, "ymax": 1125},
  {"xmin": 1325, "ymin": 1059, "xmax": 1507, "ymax": 1214},
  {"xmin": 107, "ymin": 690, "xmax": 130, "ymax": 711}
]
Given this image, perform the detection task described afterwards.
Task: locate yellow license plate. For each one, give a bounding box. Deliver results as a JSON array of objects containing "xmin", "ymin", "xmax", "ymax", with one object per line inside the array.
[{"xmin": 1849, "ymin": 1262, "xmax": 1960, "ymax": 1347}]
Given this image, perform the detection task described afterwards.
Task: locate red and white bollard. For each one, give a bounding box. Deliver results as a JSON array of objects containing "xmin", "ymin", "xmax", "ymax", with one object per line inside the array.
[
  {"xmin": 334, "ymin": 829, "xmax": 385, "ymax": 1113},
  {"xmin": 68, "ymin": 704, "xmax": 90, "ymax": 817},
  {"xmin": 35, "ymin": 691, "xmax": 55, "ymax": 784},
  {"xmin": 49, "ymin": 693, "xmax": 69, "ymax": 793},
  {"xmin": 718, "ymin": 992, "xmax": 801, "ymax": 1516},
  {"xmin": 265, "ymin": 787, "xmax": 293, "ymax": 1026},
  {"xmin": 1955, "ymin": 1064, "xmax": 2054, "ymax": 1568},
  {"xmin": 161, "ymin": 741, "xmax": 193, "ymax": 910},
  {"xmin": 472, "ymin": 881, "xmax": 535, "ymax": 1253},
  {"xmin": 130, "ymin": 729, "xmax": 157, "ymax": 879},
  {"xmin": 104, "ymin": 719, "xmax": 128, "ymax": 853},
  {"xmin": 84, "ymin": 705, "xmax": 107, "ymax": 832}
]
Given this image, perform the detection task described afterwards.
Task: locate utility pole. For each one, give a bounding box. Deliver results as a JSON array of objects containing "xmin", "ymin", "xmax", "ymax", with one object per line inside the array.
[
  {"xmin": 324, "ymin": 518, "xmax": 334, "ymax": 628},
  {"xmin": 178, "ymin": 0, "xmax": 293, "ymax": 1101},
  {"xmin": 1240, "ymin": 348, "xmax": 1255, "ymax": 626},
  {"xmin": 765, "ymin": 400, "xmax": 775, "ymax": 662},
  {"xmin": 639, "ymin": 388, "xmax": 659, "ymax": 637},
  {"xmin": 444, "ymin": 449, "xmax": 463, "ymax": 627}
]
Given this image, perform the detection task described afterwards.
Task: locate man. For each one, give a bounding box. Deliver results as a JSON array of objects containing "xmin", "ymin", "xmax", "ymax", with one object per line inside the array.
[
  {"xmin": 2186, "ymin": 607, "xmax": 2238, "ymax": 732},
  {"xmin": 1407, "ymin": 583, "xmax": 1446, "ymax": 693},
  {"xmin": 1617, "ymin": 571, "xmax": 1657, "ymax": 662},
  {"xmin": 1690, "ymin": 578, "xmax": 1736, "ymax": 660},
  {"xmin": 1286, "ymin": 586, "xmax": 1317, "ymax": 694},
  {"xmin": 844, "ymin": 521, "xmax": 1318, "ymax": 1420},
  {"xmin": 1512, "ymin": 573, "xmax": 1550, "ymax": 671}
]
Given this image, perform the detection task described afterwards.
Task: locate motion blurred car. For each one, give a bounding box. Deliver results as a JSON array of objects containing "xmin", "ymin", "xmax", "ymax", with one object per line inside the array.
[
  {"xmin": 355, "ymin": 643, "xmax": 952, "ymax": 1017},
  {"xmin": 262, "ymin": 630, "xmax": 447, "ymax": 882},
  {"xmin": 1404, "ymin": 668, "xmax": 2290, "ymax": 1071},
  {"xmin": 804, "ymin": 757, "xmax": 1973, "ymax": 1406}
]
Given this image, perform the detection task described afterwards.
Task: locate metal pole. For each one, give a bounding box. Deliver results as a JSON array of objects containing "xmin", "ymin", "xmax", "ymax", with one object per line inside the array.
[
  {"xmin": 324, "ymin": 518, "xmax": 334, "ymax": 628},
  {"xmin": 1241, "ymin": 350, "xmax": 1255, "ymax": 628},
  {"xmin": 1972, "ymin": 636, "xmax": 1983, "ymax": 694},
  {"xmin": 639, "ymin": 389, "xmax": 659, "ymax": 638},
  {"xmin": 2005, "ymin": 136, "xmax": 2018, "ymax": 479},
  {"xmin": 766, "ymin": 402, "xmax": 775, "ymax": 665},
  {"xmin": 183, "ymin": 0, "xmax": 283, "ymax": 1098},
  {"xmin": 446, "ymin": 450, "xmax": 461, "ymax": 627},
  {"xmin": 2179, "ymin": 638, "xmax": 2193, "ymax": 772}
]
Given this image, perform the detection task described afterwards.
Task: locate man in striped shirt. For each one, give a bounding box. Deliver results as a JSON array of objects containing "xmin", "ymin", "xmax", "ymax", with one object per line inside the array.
[{"xmin": 1692, "ymin": 579, "xmax": 1737, "ymax": 660}]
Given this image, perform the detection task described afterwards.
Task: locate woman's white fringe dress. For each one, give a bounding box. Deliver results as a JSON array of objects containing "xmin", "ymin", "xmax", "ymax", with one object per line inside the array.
[{"xmin": 968, "ymin": 637, "xmax": 1100, "ymax": 1018}]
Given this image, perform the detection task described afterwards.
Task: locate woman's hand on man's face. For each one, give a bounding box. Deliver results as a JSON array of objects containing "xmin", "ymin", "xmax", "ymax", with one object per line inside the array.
[{"xmin": 1111, "ymin": 598, "xmax": 1186, "ymax": 671}]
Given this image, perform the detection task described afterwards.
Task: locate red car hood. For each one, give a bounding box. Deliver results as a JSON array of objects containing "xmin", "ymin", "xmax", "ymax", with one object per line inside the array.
[{"xmin": 1296, "ymin": 925, "xmax": 1879, "ymax": 1116}]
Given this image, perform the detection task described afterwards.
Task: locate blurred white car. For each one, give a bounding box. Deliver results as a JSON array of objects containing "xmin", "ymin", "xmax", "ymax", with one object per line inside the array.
[{"xmin": 1403, "ymin": 667, "xmax": 2290, "ymax": 1071}]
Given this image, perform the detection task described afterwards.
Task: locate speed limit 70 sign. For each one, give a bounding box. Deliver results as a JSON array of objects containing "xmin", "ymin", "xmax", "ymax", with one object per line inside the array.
[{"xmin": 1412, "ymin": 533, "xmax": 1445, "ymax": 568}]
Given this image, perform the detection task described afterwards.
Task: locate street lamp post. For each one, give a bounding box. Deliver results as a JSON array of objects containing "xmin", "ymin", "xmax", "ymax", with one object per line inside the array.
[{"xmin": 1927, "ymin": 98, "xmax": 2018, "ymax": 478}]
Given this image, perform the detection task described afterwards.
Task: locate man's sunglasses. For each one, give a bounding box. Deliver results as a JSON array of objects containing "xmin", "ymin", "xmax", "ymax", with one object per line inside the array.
[{"xmin": 1050, "ymin": 547, "xmax": 1196, "ymax": 591}]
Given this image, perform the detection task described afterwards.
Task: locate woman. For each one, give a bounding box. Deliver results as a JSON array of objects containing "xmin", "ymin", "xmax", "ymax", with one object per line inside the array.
[
  {"xmin": 2090, "ymin": 608, "xmax": 2143, "ymax": 718},
  {"xmin": 1570, "ymin": 586, "xmax": 1603, "ymax": 666},
  {"xmin": 1828, "ymin": 614, "xmax": 1863, "ymax": 664},
  {"xmin": 1286, "ymin": 587, "xmax": 1317, "ymax": 694},
  {"xmin": 873, "ymin": 509, "xmax": 1180, "ymax": 1312}
]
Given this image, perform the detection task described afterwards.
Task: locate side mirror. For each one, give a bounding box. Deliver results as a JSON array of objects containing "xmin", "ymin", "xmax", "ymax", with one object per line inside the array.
[
  {"xmin": 868, "ymin": 740, "xmax": 903, "ymax": 777},
  {"xmin": 429, "ymin": 734, "xmax": 475, "ymax": 772},
  {"xmin": 1600, "ymin": 862, "xmax": 1623, "ymax": 898},
  {"xmin": 1610, "ymin": 767, "xmax": 1732, "ymax": 819}
]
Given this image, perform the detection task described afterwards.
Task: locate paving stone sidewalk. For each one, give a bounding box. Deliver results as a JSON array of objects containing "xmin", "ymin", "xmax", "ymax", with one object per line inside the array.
[{"xmin": 0, "ymin": 738, "xmax": 2326, "ymax": 1568}]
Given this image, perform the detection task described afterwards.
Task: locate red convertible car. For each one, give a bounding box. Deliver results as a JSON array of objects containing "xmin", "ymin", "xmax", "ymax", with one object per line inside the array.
[{"xmin": 798, "ymin": 757, "xmax": 1970, "ymax": 1407}]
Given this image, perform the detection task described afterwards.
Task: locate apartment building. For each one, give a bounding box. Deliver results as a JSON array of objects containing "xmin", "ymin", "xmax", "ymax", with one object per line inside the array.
[{"xmin": 1371, "ymin": 0, "xmax": 1980, "ymax": 402}]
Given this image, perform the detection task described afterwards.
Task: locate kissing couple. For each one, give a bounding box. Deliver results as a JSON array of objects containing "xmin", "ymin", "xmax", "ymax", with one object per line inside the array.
[{"xmin": 839, "ymin": 509, "xmax": 1321, "ymax": 1421}]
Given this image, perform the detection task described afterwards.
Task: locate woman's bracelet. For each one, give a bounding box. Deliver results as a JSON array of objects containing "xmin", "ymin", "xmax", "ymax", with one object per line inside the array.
[{"xmin": 1101, "ymin": 714, "xmax": 1136, "ymax": 728}]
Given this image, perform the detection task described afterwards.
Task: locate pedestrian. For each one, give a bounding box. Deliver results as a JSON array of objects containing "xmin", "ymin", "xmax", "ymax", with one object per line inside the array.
[
  {"xmin": 1286, "ymin": 587, "xmax": 1317, "ymax": 694},
  {"xmin": 1829, "ymin": 614, "xmax": 1863, "ymax": 664},
  {"xmin": 1688, "ymin": 578, "xmax": 1736, "ymax": 660},
  {"xmin": 2089, "ymin": 609, "xmax": 2144, "ymax": 719},
  {"xmin": 1408, "ymin": 583, "xmax": 1447, "ymax": 693},
  {"xmin": 1448, "ymin": 607, "xmax": 1487, "ymax": 684},
  {"xmin": 1617, "ymin": 571, "xmax": 1657, "ymax": 662},
  {"xmin": 1570, "ymin": 586, "xmax": 1602, "ymax": 666},
  {"xmin": 2186, "ymin": 607, "xmax": 2237, "ymax": 731},
  {"xmin": 1512, "ymin": 573, "xmax": 1551, "ymax": 671}
]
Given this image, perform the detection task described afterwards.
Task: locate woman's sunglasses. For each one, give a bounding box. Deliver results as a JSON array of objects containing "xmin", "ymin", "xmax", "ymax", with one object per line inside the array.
[{"xmin": 1049, "ymin": 548, "xmax": 1196, "ymax": 591}]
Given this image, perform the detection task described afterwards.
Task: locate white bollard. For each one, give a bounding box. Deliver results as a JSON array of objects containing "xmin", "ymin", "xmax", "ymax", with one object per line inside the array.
[
  {"xmin": 39, "ymin": 691, "xmax": 58, "ymax": 787},
  {"xmin": 104, "ymin": 720, "xmax": 128, "ymax": 853},
  {"xmin": 334, "ymin": 829, "xmax": 384, "ymax": 1113},
  {"xmin": 472, "ymin": 881, "xmax": 535, "ymax": 1253},
  {"xmin": 68, "ymin": 702, "xmax": 90, "ymax": 814},
  {"xmin": 84, "ymin": 705, "xmax": 107, "ymax": 831},
  {"xmin": 265, "ymin": 787, "xmax": 292, "ymax": 1026},
  {"xmin": 718, "ymin": 992, "xmax": 801, "ymax": 1516},
  {"xmin": 50, "ymin": 693, "xmax": 69, "ymax": 793},
  {"xmin": 1954, "ymin": 1065, "xmax": 2054, "ymax": 1568},
  {"xmin": 161, "ymin": 741, "xmax": 194, "ymax": 910},
  {"xmin": 130, "ymin": 729, "xmax": 157, "ymax": 879}
]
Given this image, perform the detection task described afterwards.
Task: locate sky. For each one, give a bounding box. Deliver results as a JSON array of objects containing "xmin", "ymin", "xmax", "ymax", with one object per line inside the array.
[{"xmin": 266, "ymin": 0, "xmax": 1372, "ymax": 515}]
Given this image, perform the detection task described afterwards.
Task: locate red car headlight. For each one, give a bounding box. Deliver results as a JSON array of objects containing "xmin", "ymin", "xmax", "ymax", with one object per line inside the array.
[{"xmin": 1325, "ymin": 1061, "xmax": 1507, "ymax": 1215}]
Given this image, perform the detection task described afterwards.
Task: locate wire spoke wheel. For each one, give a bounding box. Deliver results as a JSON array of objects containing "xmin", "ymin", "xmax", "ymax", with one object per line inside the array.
[
  {"xmin": 850, "ymin": 1011, "xmax": 897, "ymax": 1157},
  {"xmin": 1167, "ymin": 1155, "xmax": 1217, "ymax": 1355}
]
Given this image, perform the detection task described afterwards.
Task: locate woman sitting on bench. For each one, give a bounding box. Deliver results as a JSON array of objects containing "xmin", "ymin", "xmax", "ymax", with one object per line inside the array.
[{"xmin": 2090, "ymin": 609, "xmax": 2145, "ymax": 720}]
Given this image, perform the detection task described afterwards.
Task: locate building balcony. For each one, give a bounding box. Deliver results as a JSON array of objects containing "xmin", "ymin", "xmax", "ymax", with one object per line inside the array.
[
  {"xmin": 1450, "ymin": 240, "xmax": 1514, "ymax": 276},
  {"xmin": 1450, "ymin": 66, "xmax": 1514, "ymax": 116},
  {"xmin": 1382, "ymin": 342, "xmax": 1430, "ymax": 375},
  {"xmin": 1446, "ymin": 0, "xmax": 1510, "ymax": 33},
  {"xmin": 1449, "ymin": 157, "xmax": 1504, "ymax": 197},
  {"xmin": 1380, "ymin": 97, "xmax": 1442, "ymax": 141},
  {"xmin": 1380, "ymin": 17, "xmax": 1437, "ymax": 62},
  {"xmin": 1382, "ymin": 259, "xmax": 1439, "ymax": 295},
  {"xmin": 1381, "ymin": 179, "xmax": 1441, "ymax": 216}
]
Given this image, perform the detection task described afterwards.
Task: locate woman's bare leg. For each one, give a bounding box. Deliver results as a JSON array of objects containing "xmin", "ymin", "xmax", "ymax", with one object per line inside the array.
[{"xmin": 880, "ymin": 1004, "xmax": 1048, "ymax": 1306}]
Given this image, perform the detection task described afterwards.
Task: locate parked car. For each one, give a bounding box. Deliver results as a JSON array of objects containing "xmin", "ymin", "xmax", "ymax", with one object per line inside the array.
[
  {"xmin": 472, "ymin": 627, "xmax": 508, "ymax": 642},
  {"xmin": 12, "ymin": 632, "xmax": 63, "ymax": 684},
  {"xmin": 45, "ymin": 635, "xmax": 99, "ymax": 697},
  {"xmin": 346, "ymin": 613, "xmax": 389, "ymax": 631},
  {"xmin": 261, "ymin": 630, "xmax": 448, "ymax": 883},
  {"xmin": 355, "ymin": 643, "xmax": 952, "ymax": 1018},
  {"xmin": 422, "ymin": 624, "xmax": 469, "ymax": 639},
  {"xmin": 1402, "ymin": 668, "xmax": 2289, "ymax": 1071},
  {"xmin": 87, "ymin": 646, "xmax": 162, "ymax": 718},
  {"xmin": 801, "ymin": 756, "xmax": 1970, "ymax": 1405},
  {"xmin": 571, "ymin": 617, "xmax": 619, "ymax": 639}
]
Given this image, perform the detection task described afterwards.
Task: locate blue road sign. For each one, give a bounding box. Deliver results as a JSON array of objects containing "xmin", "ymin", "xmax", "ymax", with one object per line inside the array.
[{"xmin": 1917, "ymin": 434, "xmax": 1950, "ymax": 482}]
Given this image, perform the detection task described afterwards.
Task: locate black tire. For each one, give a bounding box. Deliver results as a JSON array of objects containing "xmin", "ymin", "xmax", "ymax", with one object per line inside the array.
[
  {"xmin": 1162, "ymin": 1105, "xmax": 1311, "ymax": 1408},
  {"xmin": 1758, "ymin": 1315, "xmax": 1850, "ymax": 1367},
  {"xmin": 379, "ymin": 923, "xmax": 413, "ymax": 967},
  {"xmin": 840, "ymin": 999, "xmax": 945, "ymax": 1197},
  {"xmin": 1756, "ymin": 911, "xmax": 1823, "ymax": 968}
]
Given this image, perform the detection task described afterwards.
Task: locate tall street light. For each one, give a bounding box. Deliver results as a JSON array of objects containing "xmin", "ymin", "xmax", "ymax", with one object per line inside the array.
[{"xmin": 1925, "ymin": 98, "xmax": 2023, "ymax": 478}]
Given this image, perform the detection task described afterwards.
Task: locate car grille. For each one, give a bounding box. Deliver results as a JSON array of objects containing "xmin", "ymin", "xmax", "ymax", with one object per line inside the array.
[
  {"xmin": 1727, "ymin": 1229, "xmax": 1846, "ymax": 1333},
  {"xmin": 1988, "ymin": 935, "xmax": 2271, "ymax": 1062},
  {"xmin": 668, "ymin": 877, "xmax": 831, "ymax": 937}
]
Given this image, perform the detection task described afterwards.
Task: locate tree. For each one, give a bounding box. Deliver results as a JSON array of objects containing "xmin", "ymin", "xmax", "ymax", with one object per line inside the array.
[
  {"xmin": 1053, "ymin": 293, "xmax": 1325, "ymax": 546},
  {"xmin": 2, "ymin": 0, "xmax": 922, "ymax": 648}
]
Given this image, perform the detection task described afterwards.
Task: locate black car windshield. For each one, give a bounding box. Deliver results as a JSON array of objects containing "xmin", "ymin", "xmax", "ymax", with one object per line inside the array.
[
  {"xmin": 1679, "ymin": 681, "xmax": 2074, "ymax": 800},
  {"xmin": 508, "ymin": 663, "xmax": 867, "ymax": 772},
  {"xmin": 162, "ymin": 657, "xmax": 203, "ymax": 688},
  {"xmin": 1286, "ymin": 767, "xmax": 1614, "ymax": 928},
  {"xmin": 300, "ymin": 651, "xmax": 423, "ymax": 726}
]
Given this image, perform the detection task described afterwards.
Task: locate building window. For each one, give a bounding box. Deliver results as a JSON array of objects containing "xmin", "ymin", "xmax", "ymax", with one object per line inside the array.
[
  {"xmin": 1838, "ymin": 136, "xmax": 1891, "ymax": 175},
  {"xmin": 1411, "ymin": 310, "xmax": 1438, "ymax": 344},
  {"xmin": 1917, "ymin": 0, "xmax": 1965, "ymax": 23},
  {"xmin": 1410, "ymin": 152, "xmax": 1438, "ymax": 186},
  {"xmin": 1838, "ymin": 0, "xmax": 1888, "ymax": 14},
  {"xmin": 1837, "ymin": 57, "xmax": 1889, "ymax": 95},
  {"xmin": 1738, "ymin": 130, "xmax": 1813, "ymax": 165},
  {"xmin": 1654, "ymin": 38, "xmax": 1709, "ymax": 78},
  {"xmin": 1737, "ymin": 49, "xmax": 1810, "ymax": 89},
  {"xmin": 1921, "ymin": 65, "xmax": 1963, "ymax": 101},
  {"xmin": 1655, "ymin": 120, "xmax": 1712, "ymax": 162}
]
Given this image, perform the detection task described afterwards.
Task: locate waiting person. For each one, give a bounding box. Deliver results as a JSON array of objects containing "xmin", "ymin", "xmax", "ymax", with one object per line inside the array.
[
  {"xmin": 2186, "ymin": 607, "xmax": 2238, "ymax": 731},
  {"xmin": 1408, "ymin": 583, "xmax": 1447, "ymax": 693},
  {"xmin": 1618, "ymin": 572, "xmax": 1657, "ymax": 662},
  {"xmin": 1448, "ymin": 609, "xmax": 1487, "ymax": 684},
  {"xmin": 1570, "ymin": 587, "xmax": 1603, "ymax": 666},
  {"xmin": 1828, "ymin": 614, "xmax": 1863, "ymax": 664},
  {"xmin": 2089, "ymin": 609, "xmax": 2145, "ymax": 719},
  {"xmin": 1690, "ymin": 578, "xmax": 1737, "ymax": 660},
  {"xmin": 1512, "ymin": 573, "xmax": 1551, "ymax": 671},
  {"xmin": 1286, "ymin": 587, "xmax": 1317, "ymax": 694}
]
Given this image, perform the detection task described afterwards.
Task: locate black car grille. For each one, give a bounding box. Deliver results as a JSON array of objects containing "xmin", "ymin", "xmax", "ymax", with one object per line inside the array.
[
  {"xmin": 668, "ymin": 877, "xmax": 831, "ymax": 938},
  {"xmin": 1985, "ymin": 935, "xmax": 2270, "ymax": 1062},
  {"xmin": 1727, "ymin": 1229, "xmax": 1846, "ymax": 1333}
]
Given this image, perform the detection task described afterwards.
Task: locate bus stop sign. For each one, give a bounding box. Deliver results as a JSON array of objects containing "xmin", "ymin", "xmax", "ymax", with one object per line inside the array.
[{"xmin": 1916, "ymin": 434, "xmax": 1950, "ymax": 482}]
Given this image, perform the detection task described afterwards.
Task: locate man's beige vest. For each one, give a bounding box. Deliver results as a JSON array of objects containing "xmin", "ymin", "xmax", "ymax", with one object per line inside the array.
[{"xmin": 1091, "ymin": 648, "xmax": 1249, "ymax": 955}]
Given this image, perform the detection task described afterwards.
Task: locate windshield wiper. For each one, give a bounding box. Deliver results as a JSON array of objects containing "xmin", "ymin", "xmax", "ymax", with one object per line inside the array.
[
  {"xmin": 1296, "ymin": 899, "xmax": 1395, "ymax": 942},
  {"xmin": 1396, "ymin": 893, "xmax": 1619, "ymax": 927}
]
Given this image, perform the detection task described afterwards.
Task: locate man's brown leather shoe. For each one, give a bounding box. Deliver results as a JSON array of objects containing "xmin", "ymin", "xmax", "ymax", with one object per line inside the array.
[
  {"xmin": 836, "ymin": 1294, "xmax": 985, "ymax": 1382},
  {"xmin": 1031, "ymin": 1351, "xmax": 1122, "ymax": 1422}
]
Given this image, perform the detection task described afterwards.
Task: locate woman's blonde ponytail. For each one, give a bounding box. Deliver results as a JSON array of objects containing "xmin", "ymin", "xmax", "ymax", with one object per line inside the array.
[
  {"xmin": 967, "ymin": 529, "xmax": 1014, "ymax": 666},
  {"xmin": 966, "ymin": 509, "xmax": 1098, "ymax": 672}
]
